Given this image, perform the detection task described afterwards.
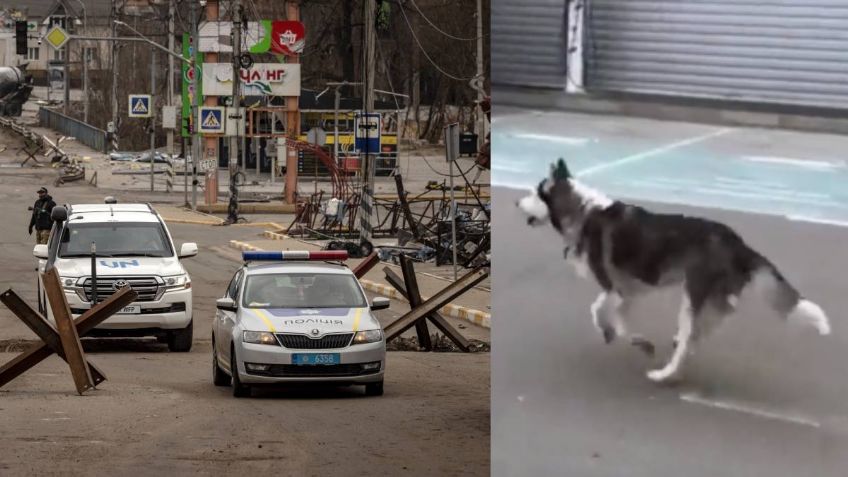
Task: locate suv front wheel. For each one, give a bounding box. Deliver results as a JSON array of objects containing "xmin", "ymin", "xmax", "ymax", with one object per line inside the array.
[{"xmin": 168, "ymin": 320, "xmax": 193, "ymax": 352}]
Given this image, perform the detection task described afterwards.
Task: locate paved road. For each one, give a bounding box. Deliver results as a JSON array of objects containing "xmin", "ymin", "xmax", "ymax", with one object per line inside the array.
[
  {"xmin": 493, "ymin": 185, "xmax": 848, "ymax": 476},
  {"xmin": 0, "ymin": 153, "xmax": 490, "ymax": 476},
  {"xmin": 493, "ymin": 110, "xmax": 848, "ymax": 225}
]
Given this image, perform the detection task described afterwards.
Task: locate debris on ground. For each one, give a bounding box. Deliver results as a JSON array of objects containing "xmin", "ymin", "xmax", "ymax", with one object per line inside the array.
[{"xmin": 386, "ymin": 334, "xmax": 490, "ymax": 353}]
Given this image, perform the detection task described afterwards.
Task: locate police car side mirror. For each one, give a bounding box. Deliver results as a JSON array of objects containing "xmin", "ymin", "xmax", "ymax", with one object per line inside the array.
[
  {"xmin": 179, "ymin": 242, "xmax": 198, "ymax": 258},
  {"xmin": 33, "ymin": 244, "xmax": 48, "ymax": 259},
  {"xmin": 216, "ymin": 297, "xmax": 237, "ymax": 312},
  {"xmin": 370, "ymin": 297, "xmax": 390, "ymax": 311}
]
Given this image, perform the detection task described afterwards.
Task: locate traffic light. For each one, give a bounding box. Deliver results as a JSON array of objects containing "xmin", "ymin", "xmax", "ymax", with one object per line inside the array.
[{"xmin": 15, "ymin": 21, "xmax": 27, "ymax": 56}]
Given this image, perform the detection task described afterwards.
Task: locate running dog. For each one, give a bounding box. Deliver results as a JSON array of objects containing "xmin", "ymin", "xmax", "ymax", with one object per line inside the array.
[{"xmin": 517, "ymin": 159, "xmax": 831, "ymax": 383}]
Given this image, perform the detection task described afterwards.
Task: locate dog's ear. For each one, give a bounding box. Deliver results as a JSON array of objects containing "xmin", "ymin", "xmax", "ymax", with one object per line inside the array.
[{"xmin": 553, "ymin": 158, "xmax": 571, "ymax": 180}]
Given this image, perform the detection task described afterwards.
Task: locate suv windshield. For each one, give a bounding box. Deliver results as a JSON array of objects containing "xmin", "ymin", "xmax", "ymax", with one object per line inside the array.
[
  {"xmin": 58, "ymin": 222, "xmax": 173, "ymax": 258},
  {"xmin": 243, "ymin": 273, "xmax": 367, "ymax": 308}
]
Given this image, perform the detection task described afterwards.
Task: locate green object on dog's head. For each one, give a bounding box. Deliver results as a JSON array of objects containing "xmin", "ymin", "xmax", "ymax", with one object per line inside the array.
[{"xmin": 553, "ymin": 158, "xmax": 571, "ymax": 180}]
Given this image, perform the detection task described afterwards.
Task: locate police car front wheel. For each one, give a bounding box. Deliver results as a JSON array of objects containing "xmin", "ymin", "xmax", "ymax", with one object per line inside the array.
[
  {"xmin": 365, "ymin": 380, "xmax": 384, "ymax": 396},
  {"xmin": 231, "ymin": 346, "xmax": 251, "ymax": 398}
]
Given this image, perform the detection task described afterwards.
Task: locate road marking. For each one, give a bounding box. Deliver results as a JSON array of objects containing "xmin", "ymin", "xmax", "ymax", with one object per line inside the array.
[
  {"xmin": 786, "ymin": 215, "xmax": 848, "ymax": 228},
  {"xmin": 492, "ymin": 163, "xmax": 534, "ymax": 174},
  {"xmin": 577, "ymin": 127, "xmax": 734, "ymax": 178},
  {"xmin": 742, "ymin": 156, "xmax": 846, "ymax": 170},
  {"xmin": 680, "ymin": 391, "xmax": 820, "ymax": 429},
  {"xmin": 510, "ymin": 132, "xmax": 591, "ymax": 146},
  {"xmin": 620, "ymin": 179, "xmax": 841, "ymax": 207}
]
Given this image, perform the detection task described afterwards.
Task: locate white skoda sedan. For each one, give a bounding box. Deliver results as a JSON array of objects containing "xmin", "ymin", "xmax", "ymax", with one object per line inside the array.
[{"xmin": 212, "ymin": 250, "xmax": 389, "ymax": 397}]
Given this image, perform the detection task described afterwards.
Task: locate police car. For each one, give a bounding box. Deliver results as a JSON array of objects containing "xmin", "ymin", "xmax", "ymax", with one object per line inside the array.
[{"xmin": 212, "ymin": 250, "xmax": 389, "ymax": 397}]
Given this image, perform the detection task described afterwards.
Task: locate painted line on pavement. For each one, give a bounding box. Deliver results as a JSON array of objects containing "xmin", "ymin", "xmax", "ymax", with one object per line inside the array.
[
  {"xmin": 785, "ymin": 215, "xmax": 848, "ymax": 228},
  {"xmin": 680, "ymin": 391, "xmax": 820, "ymax": 429},
  {"xmin": 619, "ymin": 179, "xmax": 842, "ymax": 207},
  {"xmin": 742, "ymin": 156, "xmax": 846, "ymax": 170},
  {"xmin": 577, "ymin": 127, "xmax": 734, "ymax": 178},
  {"xmin": 510, "ymin": 133, "xmax": 591, "ymax": 146}
]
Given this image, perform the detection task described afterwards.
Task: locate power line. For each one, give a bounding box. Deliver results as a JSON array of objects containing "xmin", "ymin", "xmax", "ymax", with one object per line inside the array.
[
  {"xmin": 407, "ymin": 0, "xmax": 488, "ymax": 42},
  {"xmin": 398, "ymin": 0, "xmax": 479, "ymax": 82}
]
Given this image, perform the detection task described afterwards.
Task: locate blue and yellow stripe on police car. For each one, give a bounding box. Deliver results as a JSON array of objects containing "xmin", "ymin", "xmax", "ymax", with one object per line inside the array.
[
  {"xmin": 352, "ymin": 308, "xmax": 363, "ymax": 332},
  {"xmin": 253, "ymin": 309, "xmax": 278, "ymax": 333}
]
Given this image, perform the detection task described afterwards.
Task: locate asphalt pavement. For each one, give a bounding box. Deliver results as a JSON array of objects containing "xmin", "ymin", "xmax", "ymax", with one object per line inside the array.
[
  {"xmin": 0, "ymin": 143, "xmax": 490, "ymax": 476},
  {"xmin": 492, "ymin": 187, "xmax": 848, "ymax": 476},
  {"xmin": 491, "ymin": 108, "xmax": 848, "ymax": 476}
]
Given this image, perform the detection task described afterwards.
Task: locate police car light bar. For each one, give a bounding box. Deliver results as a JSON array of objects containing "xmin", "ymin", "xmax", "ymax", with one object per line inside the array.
[{"xmin": 242, "ymin": 250, "xmax": 349, "ymax": 262}]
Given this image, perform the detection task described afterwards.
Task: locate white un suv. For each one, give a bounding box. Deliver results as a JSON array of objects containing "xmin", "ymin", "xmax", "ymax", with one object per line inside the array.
[{"xmin": 33, "ymin": 199, "xmax": 198, "ymax": 351}]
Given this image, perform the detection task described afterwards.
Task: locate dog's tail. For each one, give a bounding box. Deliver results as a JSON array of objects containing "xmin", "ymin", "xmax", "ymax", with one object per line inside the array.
[{"xmin": 751, "ymin": 261, "xmax": 831, "ymax": 336}]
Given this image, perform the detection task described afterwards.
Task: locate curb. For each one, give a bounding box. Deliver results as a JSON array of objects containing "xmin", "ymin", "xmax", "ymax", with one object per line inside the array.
[
  {"xmin": 161, "ymin": 217, "xmax": 224, "ymax": 226},
  {"xmin": 262, "ymin": 230, "xmax": 288, "ymax": 240},
  {"xmin": 229, "ymin": 240, "xmax": 262, "ymax": 252},
  {"xmin": 358, "ymin": 279, "xmax": 491, "ymax": 329},
  {"xmin": 227, "ymin": 240, "xmax": 491, "ymax": 329},
  {"xmin": 234, "ymin": 222, "xmax": 287, "ymax": 229}
]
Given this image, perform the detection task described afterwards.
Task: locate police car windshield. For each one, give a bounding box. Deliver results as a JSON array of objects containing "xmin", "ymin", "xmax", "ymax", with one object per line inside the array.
[
  {"xmin": 242, "ymin": 273, "xmax": 367, "ymax": 309},
  {"xmin": 58, "ymin": 222, "xmax": 173, "ymax": 258}
]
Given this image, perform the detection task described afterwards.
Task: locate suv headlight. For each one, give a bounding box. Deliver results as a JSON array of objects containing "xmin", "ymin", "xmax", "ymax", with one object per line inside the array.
[
  {"xmin": 59, "ymin": 276, "xmax": 80, "ymax": 289},
  {"xmin": 243, "ymin": 330, "xmax": 277, "ymax": 345},
  {"xmin": 162, "ymin": 274, "xmax": 191, "ymax": 290},
  {"xmin": 352, "ymin": 329, "xmax": 382, "ymax": 345}
]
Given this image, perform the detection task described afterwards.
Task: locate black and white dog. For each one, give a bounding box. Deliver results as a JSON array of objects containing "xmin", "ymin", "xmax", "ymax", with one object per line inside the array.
[{"xmin": 517, "ymin": 159, "xmax": 831, "ymax": 383}]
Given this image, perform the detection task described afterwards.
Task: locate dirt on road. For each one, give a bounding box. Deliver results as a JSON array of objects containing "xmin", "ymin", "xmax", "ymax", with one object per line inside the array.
[{"xmin": 0, "ymin": 142, "xmax": 490, "ymax": 476}]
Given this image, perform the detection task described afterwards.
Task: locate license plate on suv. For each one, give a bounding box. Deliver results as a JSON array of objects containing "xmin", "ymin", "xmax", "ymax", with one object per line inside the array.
[
  {"xmin": 117, "ymin": 305, "xmax": 140, "ymax": 314},
  {"xmin": 291, "ymin": 353, "xmax": 340, "ymax": 365}
]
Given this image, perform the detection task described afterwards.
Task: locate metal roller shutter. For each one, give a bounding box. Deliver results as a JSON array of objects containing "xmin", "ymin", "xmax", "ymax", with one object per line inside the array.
[
  {"xmin": 492, "ymin": 0, "xmax": 568, "ymax": 88},
  {"xmin": 585, "ymin": 0, "xmax": 848, "ymax": 108}
]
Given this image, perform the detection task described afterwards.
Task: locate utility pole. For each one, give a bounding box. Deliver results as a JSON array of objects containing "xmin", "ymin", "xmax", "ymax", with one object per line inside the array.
[
  {"xmin": 359, "ymin": 0, "xmax": 377, "ymax": 246},
  {"xmin": 150, "ymin": 50, "xmax": 156, "ymax": 192},
  {"xmin": 203, "ymin": 1, "xmax": 220, "ymax": 206},
  {"xmin": 167, "ymin": 0, "xmax": 175, "ymax": 165},
  {"xmin": 63, "ymin": 41, "xmax": 69, "ymax": 114},
  {"xmin": 283, "ymin": 1, "xmax": 301, "ymax": 204},
  {"xmin": 227, "ymin": 0, "xmax": 242, "ymax": 224},
  {"xmin": 82, "ymin": 43, "xmax": 88, "ymax": 123},
  {"xmin": 190, "ymin": 0, "xmax": 199, "ymax": 210},
  {"xmin": 110, "ymin": 1, "xmax": 118, "ymax": 150},
  {"xmin": 76, "ymin": 0, "xmax": 88, "ymax": 124},
  {"xmin": 476, "ymin": 0, "xmax": 486, "ymax": 148}
]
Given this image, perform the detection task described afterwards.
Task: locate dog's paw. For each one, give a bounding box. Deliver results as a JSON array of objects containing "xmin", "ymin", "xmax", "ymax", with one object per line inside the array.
[
  {"xmin": 601, "ymin": 326, "xmax": 615, "ymax": 344},
  {"xmin": 630, "ymin": 336, "xmax": 655, "ymax": 357}
]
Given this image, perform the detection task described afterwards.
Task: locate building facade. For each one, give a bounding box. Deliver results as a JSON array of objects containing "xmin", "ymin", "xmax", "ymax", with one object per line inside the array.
[{"xmin": 493, "ymin": 0, "xmax": 848, "ymax": 109}]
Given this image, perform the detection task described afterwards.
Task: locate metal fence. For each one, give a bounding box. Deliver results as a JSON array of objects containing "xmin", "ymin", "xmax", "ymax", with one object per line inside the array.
[{"xmin": 38, "ymin": 107, "xmax": 108, "ymax": 153}]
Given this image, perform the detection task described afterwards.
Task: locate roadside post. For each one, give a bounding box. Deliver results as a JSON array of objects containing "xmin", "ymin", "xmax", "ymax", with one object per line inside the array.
[{"xmin": 444, "ymin": 123, "xmax": 460, "ymax": 280}]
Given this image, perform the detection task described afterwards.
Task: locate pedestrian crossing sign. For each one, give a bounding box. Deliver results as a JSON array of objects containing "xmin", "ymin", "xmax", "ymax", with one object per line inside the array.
[
  {"xmin": 198, "ymin": 106, "xmax": 225, "ymax": 134},
  {"xmin": 128, "ymin": 94, "xmax": 152, "ymax": 118}
]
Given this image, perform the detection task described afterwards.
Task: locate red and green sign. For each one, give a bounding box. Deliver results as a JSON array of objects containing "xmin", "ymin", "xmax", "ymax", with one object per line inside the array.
[{"xmin": 181, "ymin": 33, "xmax": 204, "ymax": 138}]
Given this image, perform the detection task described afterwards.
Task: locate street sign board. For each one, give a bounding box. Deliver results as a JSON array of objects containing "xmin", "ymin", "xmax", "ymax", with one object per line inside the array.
[
  {"xmin": 128, "ymin": 95, "xmax": 152, "ymax": 118},
  {"xmin": 354, "ymin": 112, "xmax": 381, "ymax": 154},
  {"xmin": 198, "ymin": 106, "xmax": 225, "ymax": 134},
  {"xmin": 161, "ymin": 105, "xmax": 177, "ymax": 129},
  {"xmin": 198, "ymin": 158, "xmax": 217, "ymax": 172},
  {"xmin": 45, "ymin": 26, "xmax": 70, "ymax": 51},
  {"xmin": 224, "ymin": 107, "xmax": 244, "ymax": 137},
  {"xmin": 444, "ymin": 123, "xmax": 460, "ymax": 162}
]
